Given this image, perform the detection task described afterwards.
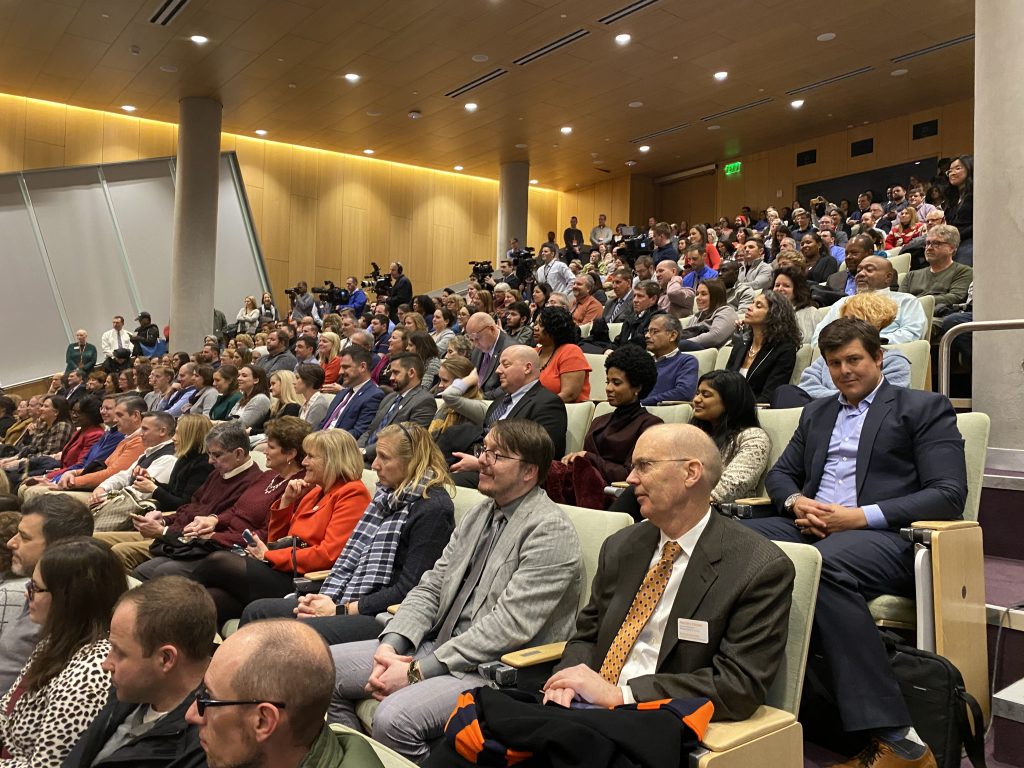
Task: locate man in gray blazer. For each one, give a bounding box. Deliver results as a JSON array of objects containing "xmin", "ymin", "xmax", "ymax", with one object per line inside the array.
[
  {"xmin": 544, "ymin": 424, "xmax": 794, "ymax": 722},
  {"xmin": 466, "ymin": 313, "xmax": 520, "ymax": 400},
  {"xmin": 329, "ymin": 420, "xmax": 584, "ymax": 762},
  {"xmin": 357, "ymin": 352, "xmax": 437, "ymax": 463}
]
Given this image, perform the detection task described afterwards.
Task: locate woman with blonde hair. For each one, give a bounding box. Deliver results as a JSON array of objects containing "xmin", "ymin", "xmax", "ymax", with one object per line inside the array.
[
  {"xmin": 773, "ymin": 292, "xmax": 911, "ymax": 406},
  {"xmin": 132, "ymin": 413, "xmax": 214, "ymax": 510},
  {"xmin": 402, "ymin": 311, "xmax": 428, "ymax": 333},
  {"xmin": 236, "ymin": 296, "xmax": 260, "ymax": 335},
  {"xmin": 472, "ymin": 290, "xmax": 494, "ymax": 317},
  {"xmin": 192, "ymin": 428, "xmax": 371, "ymax": 624},
  {"xmin": 268, "ymin": 370, "xmax": 304, "ymax": 419},
  {"xmin": 431, "ymin": 355, "xmax": 486, "ymax": 445},
  {"xmin": 318, "ymin": 331, "xmax": 342, "ymax": 389},
  {"xmin": 239, "ymin": 423, "xmax": 455, "ymax": 643}
]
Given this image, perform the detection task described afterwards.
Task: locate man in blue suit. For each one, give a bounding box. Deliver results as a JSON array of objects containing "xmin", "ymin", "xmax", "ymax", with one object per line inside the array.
[
  {"xmin": 318, "ymin": 346, "xmax": 383, "ymax": 441},
  {"xmin": 744, "ymin": 317, "xmax": 967, "ymax": 768}
]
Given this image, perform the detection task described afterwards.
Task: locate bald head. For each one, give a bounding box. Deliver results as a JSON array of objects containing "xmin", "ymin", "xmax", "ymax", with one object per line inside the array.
[
  {"xmin": 854, "ymin": 255, "xmax": 895, "ymax": 292},
  {"xmin": 646, "ymin": 424, "xmax": 723, "ymax": 490},
  {"xmin": 466, "ymin": 312, "xmax": 500, "ymax": 352},
  {"xmin": 497, "ymin": 344, "xmax": 540, "ymax": 392}
]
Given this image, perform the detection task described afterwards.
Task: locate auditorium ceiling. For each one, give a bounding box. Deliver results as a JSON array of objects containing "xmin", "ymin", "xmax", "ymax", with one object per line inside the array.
[{"xmin": 0, "ymin": 0, "xmax": 975, "ymax": 189}]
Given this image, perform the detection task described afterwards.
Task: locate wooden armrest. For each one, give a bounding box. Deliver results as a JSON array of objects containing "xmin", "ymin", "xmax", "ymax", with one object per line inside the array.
[
  {"xmin": 656, "ymin": 400, "xmax": 692, "ymax": 406},
  {"xmin": 734, "ymin": 496, "xmax": 771, "ymax": 506},
  {"xmin": 387, "ymin": 604, "xmax": 399, "ymax": 615},
  {"xmin": 910, "ymin": 520, "xmax": 979, "ymax": 531},
  {"xmin": 500, "ymin": 641, "xmax": 567, "ymax": 669},
  {"xmin": 700, "ymin": 706, "xmax": 795, "ymax": 751},
  {"xmin": 304, "ymin": 570, "xmax": 330, "ymax": 581},
  {"xmin": 611, "ymin": 481, "xmax": 630, "ymax": 489}
]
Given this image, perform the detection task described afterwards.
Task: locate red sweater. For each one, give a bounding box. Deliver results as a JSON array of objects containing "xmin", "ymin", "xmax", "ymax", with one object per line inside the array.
[
  {"xmin": 264, "ymin": 479, "xmax": 370, "ymax": 575},
  {"xmin": 168, "ymin": 464, "xmax": 283, "ymax": 548},
  {"xmin": 56, "ymin": 426, "xmax": 104, "ymax": 471}
]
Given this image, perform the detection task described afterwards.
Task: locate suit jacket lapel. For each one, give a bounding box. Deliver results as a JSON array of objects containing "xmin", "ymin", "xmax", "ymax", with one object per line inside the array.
[
  {"xmin": 601, "ymin": 523, "xmax": 661, "ymax": 652},
  {"xmin": 657, "ymin": 512, "xmax": 722, "ymax": 668},
  {"xmin": 856, "ymin": 381, "xmax": 894, "ymax": 499}
]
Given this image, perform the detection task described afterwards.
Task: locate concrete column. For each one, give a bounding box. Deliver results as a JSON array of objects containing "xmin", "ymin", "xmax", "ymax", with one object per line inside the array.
[
  {"xmin": 497, "ymin": 161, "xmax": 529, "ymax": 263},
  {"xmin": 973, "ymin": 1, "xmax": 1024, "ymax": 471},
  {"xmin": 170, "ymin": 97, "xmax": 222, "ymax": 354}
]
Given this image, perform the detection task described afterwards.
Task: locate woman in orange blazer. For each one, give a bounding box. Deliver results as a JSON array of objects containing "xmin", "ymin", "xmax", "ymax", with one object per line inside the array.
[{"xmin": 191, "ymin": 429, "xmax": 370, "ymax": 624}]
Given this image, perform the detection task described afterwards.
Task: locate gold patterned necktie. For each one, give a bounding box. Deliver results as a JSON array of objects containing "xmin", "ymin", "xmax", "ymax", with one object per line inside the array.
[{"xmin": 599, "ymin": 540, "xmax": 683, "ymax": 685}]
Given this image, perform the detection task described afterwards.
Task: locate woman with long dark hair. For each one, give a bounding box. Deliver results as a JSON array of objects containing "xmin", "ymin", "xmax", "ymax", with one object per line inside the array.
[
  {"xmin": 726, "ymin": 291, "xmax": 801, "ymax": 403},
  {"xmin": 228, "ymin": 365, "xmax": 271, "ymax": 430},
  {"xmin": 943, "ymin": 154, "xmax": 973, "ymax": 266},
  {"xmin": 678, "ymin": 279, "xmax": 738, "ymax": 350},
  {"xmin": 405, "ymin": 331, "xmax": 442, "ymax": 390},
  {"xmin": 772, "ymin": 265, "xmax": 818, "ymax": 344},
  {"xmin": 531, "ymin": 282, "xmax": 552, "ymax": 323},
  {"xmin": 686, "ymin": 224, "xmax": 722, "ymax": 269},
  {"xmin": 209, "ymin": 364, "xmax": 242, "ymax": 421}
]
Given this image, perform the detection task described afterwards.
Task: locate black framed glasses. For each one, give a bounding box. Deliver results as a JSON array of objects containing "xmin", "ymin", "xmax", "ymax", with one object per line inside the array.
[
  {"xmin": 26, "ymin": 580, "xmax": 49, "ymax": 601},
  {"xmin": 473, "ymin": 446, "xmax": 523, "ymax": 465},
  {"xmin": 193, "ymin": 686, "xmax": 286, "ymax": 717}
]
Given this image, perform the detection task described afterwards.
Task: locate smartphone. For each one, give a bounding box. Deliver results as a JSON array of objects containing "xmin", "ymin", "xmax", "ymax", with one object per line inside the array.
[{"xmin": 242, "ymin": 529, "xmax": 256, "ymax": 547}]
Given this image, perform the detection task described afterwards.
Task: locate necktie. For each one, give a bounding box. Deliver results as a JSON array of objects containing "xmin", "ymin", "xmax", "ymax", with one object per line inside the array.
[
  {"xmin": 325, "ymin": 389, "xmax": 354, "ymax": 427},
  {"xmin": 478, "ymin": 351, "xmax": 492, "ymax": 379},
  {"xmin": 115, "ymin": 333, "xmax": 123, "ymax": 351},
  {"xmin": 367, "ymin": 394, "xmax": 404, "ymax": 447},
  {"xmin": 486, "ymin": 394, "xmax": 514, "ymax": 427},
  {"xmin": 599, "ymin": 541, "xmax": 682, "ymax": 685},
  {"xmin": 433, "ymin": 509, "xmax": 507, "ymax": 645}
]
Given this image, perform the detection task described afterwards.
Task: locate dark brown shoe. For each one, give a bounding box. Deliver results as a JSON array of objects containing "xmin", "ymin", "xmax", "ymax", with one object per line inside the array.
[{"xmin": 831, "ymin": 738, "xmax": 938, "ymax": 768}]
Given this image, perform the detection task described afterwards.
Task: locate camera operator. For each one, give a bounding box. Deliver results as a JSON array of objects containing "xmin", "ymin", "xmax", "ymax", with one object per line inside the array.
[
  {"xmin": 287, "ymin": 281, "xmax": 314, "ymax": 324},
  {"xmin": 385, "ymin": 262, "xmax": 412, "ymax": 323}
]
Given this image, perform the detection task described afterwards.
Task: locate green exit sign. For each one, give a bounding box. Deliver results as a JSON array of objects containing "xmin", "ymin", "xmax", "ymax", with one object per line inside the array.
[{"xmin": 723, "ymin": 162, "xmax": 742, "ymax": 176}]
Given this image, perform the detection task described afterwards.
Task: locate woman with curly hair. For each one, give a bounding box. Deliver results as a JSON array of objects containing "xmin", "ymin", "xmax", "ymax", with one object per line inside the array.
[
  {"xmin": 726, "ymin": 290, "xmax": 801, "ymax": 403},
  {"xmin": 772, "ymin": 265, "xmax": 818, "ymax": 344},
  {"xmin": 534, "ymin": 306, "xmax": 591, "ymax": 403}
]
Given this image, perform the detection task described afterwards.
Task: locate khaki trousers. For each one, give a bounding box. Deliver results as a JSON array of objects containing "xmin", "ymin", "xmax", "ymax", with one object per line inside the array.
[{"xmin": 94, "ymin": 532, "xmax": 153, "ymax": 572}]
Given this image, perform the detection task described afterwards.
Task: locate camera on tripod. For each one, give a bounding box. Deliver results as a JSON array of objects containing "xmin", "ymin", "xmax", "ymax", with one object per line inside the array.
[
  {"xmin": 509, "ymin": 247, "xmax": 536, "ymax": 282},
  {"xmin": 360, "ymin": 262, "xmax": 392, "ymax": 298},
  {"xmin": 468, "ymin": 260, "xmax": 494, "ymax": 283},
  {"xmin": 310, "ymin": 280, "xmax": 349, "ymax": 309}
]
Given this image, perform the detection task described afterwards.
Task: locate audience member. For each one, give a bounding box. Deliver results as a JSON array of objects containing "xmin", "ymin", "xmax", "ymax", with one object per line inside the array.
[
  {"xmin": 943, "ymin": 155, "xmax": 973, "ymax": 266},
  {"xmin": 899, "ymin": 224, "xmax": 973, "ymax": 312},
  {"xmin": 0, "ymin": 511, "xmax": 23, "ymax": 635},
  {"xmin": 317, "ymin": 331, "xmax": 343, "ymax": 391},
  {"xmin": 386, "ymin": 262, "xmax": 413, "ymax": 322},
  {"xmin": 535, "ymin": 244, "xmax": 574, "ymax": 295},
  {"xmin": 650, "ymin": 222, "xmax": 678, "ymax": 265},
  {"xmin": 617, "ymin": 280, "xmax": 666, "ymax": 348},
  {"xmin": 590, "ymin": 213, "xmax": 613, "ymax": 247},
  {"xmin": 654, "ymin": 258, "xmax": 694, "ymax": 319},
  {"xmin": 65, "ymin": 330, "xmax": 97, "ymax": 375},
  {"xmin": 503, "ymin": 301, "xmax": 535, "ymax": 345},
  {"xmin": 295, "ymin": 363, "xmax": 331, "ymax": 428},
  {"xmin": 209, "ymin": 364, "xmax": 242, "ymax": 421},
  {"xmin": 129, "ymin": 414, "xmax": 214, "ymax": 512},
  {"xmin": 319, "ymin": 347, "xmax": 384, "ymax": 439},
  {"xmin": 885, "ymin": 206, "xmax": 925, "ymax": 250},
  {"xmin": 129, "ymin": 312, "xmax": 160, "ymax": 357},
  {"xmin": 678, "ymin": 280, "xmax": 739, "ymax": 350},
  {"xmin": 100, "ymin": 316, "xmax": 130, "ymax": 363},
  {"xmin": 228, "ymin": 364, "xmax": 271, "ymax": 430},
  {"xmin": 534, "ymin": 306, "xmax": 591, "ymax": 403},
  {"xmin": 403, "ymin": 331, "xmax": 441, "ymax": 390},
  {"xmin": 686, "ymin": 224, "xmax": 722, "ymax": 269},
  {"xmin": 570, "ymin": 274, "xmax": 603, "ymax": 324},
  {"xmin": 773, "ymin": 265, "xmax": 819, "ymax": 343},
  {"xmin": 466, "ymin": 312, "xmax": 518, "ymax": 400},
  {"xmin": 255, "ymin": 330, "xmax": 298, "ymax": 376},
  {"xmin": 801, "ymin": 232, "xmax": 840, "ymax": 284},
  {"xmin": 642, "ymin": 314, "xmax": 698, "ymax": 405},
  {"xmin": 430, "ymin": 308, "xmax": 456, "ymax": 357},
  {"xmin": 726, "ymin": 291, "xmax": 801, "ymax": 403},
  {"xmin": 0, "ymin": 396, "xmax": 73, "ymax": 481},
  {"xmin": 431, "ymin": 357, "xmax": 486, "ymax": 460},
  {"xmin": 736, "ymin": 239, "xmax": 773, "ymax": 290},
  {"xmin": 359, "ymin": 353, "xmax": 436, "ymax": 462},
  {"xmin": 602, "ymin": 268, "xmax": 635, "ymax": 324}
]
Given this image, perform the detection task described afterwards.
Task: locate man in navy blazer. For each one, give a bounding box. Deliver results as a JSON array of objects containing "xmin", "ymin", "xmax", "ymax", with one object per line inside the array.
[
  {"xmin": 318, "ymin": 346, "xmax": 384, "ymax": 440},
  {"xmin": 744, "ymin": 318, "xmax": 966, "ymax": 768}
]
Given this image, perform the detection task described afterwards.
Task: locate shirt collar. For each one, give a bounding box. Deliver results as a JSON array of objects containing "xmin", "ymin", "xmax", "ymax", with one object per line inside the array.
[
  {"xmin": 658, "ymin": 508, "xmax": 712, "ymax": 560},
  {"xmin": 223, "ymin": 458, "xmax": 255, "ymax": 479},
  {"xmin": 838, "ymin": 376, "xmax": 884, "ymax": 409},
  {"xmin": 143, "ymin": 440, "xmax": 174, "ymax": 456},
  {"xmin": 656, "ymin": 348, "xmax": 679, "ymax": 361}
]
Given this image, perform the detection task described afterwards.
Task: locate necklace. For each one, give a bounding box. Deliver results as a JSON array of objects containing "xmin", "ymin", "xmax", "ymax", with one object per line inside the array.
[{"xmin": 264, "ymin": 471, "xmax": 291, "ymax": 495}]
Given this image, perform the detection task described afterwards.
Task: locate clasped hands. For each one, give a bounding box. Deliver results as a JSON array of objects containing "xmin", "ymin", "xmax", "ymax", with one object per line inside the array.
[
  {"xmin": 364, "ymin": 644, "xmax": 414, "ymax": 701},
  {"xmin": 791, "ymin": 496, "xmax": 867, "ymax": 538}
]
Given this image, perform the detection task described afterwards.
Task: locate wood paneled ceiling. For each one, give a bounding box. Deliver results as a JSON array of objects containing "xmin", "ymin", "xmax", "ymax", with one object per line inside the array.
[{"xmin": 0, "ymin": 0, "xmax": 975, "ymax": 189}]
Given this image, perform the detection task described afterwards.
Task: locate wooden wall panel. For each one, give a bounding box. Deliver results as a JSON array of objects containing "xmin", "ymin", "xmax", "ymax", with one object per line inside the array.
[
  {"xmin": 0, "ymin": 95, "xmax": 28, "ymax": 172},
  {"xmin": 527, "ymin": 187, "xmax": 559, "ymax": 250},
  {"xmin": 63, "ymin": 107, "xmax": 103, "ymax": 166},
  {"xmin": 138, "ymin": 120, "xmax": 175, "ymax": 159},
  {"xmin": 101, "ymin": 113, "xmax": 140, "ymax": 163},
  {"xmin": 25, "ymin": 100, "xmax": 66, "ymax": 147},
  {"xmin": 23, "ymin": 139, "xmax": 64, "ymax": 169}
]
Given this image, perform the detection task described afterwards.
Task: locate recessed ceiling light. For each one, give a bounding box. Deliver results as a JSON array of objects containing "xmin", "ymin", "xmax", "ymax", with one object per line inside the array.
[
  {"xmin": 287, "ymin": 82, "xmax": 297, "ymax": 89},
  {"xmin": 363, "ymin": 149, "xmax": 375, "ymax": 155},
  {"xmin": 453, "ymin": 165, "xmax": 464, "ymax": 171},
  {"xmin": 514, "ymin": 143, "xmax": 528, "ymax": 149},
  {"xmin": 366, "ymin": 110, "xmax": 381, "ymax": 117},
  {"xmin": 625, "ymin": 160, "xmax": 637, "ymax": 167},
  {"xmin": 638, "ymin": 145, "xmax": 650, "ymax": 153},
  {"xmin": 560, "ymin": 126, "xmax": 573, "ymax": 135},
  {"xmin": 189, "ymin": 35, "xmax": 208, "ymax": 45},
  {"xmin": 529, "ymin": 179, "xmax": 539, "ymax": 185},
  {"xmin": 790, "ymin": 99, "xmax": 805, "ymax": 108},
  {"xmin": 472, "ymin": 54, "xmax": 489, "ymax": 63},
  {"xmin": 914, "ymin": 161, "xmax": 921, "ymax": 165},
  {"xmin": 615, "ymin": 33, "xmax": 631, "ymax": 46},
  {"xmin": 344, "ymin": 73, "xmax": 360, "ymax": 82},
  {"xmin": 464, "ymin": 102, "xmax": 478, "ymax": 112},
  {"xmin": 255, "ymin": 129, "xmax": 267, "ymax": 136},
  {"xmin": 120, "ymin": 105, "xmax": 137, "ymax": 112},
  {"xmin": 707, "ymin": 124, "xmax": 721, "ymax": 131},
  {"xmin": 159, "ymin": 64, "xmax": 177, "ymax": 73},
  {"xmin": 714, "ymin": 71, "xmax": 728, "ymax": 81},
  {"xmin": 816, "ymin": 32, "xmax": 836, "ymax": 42},
  {"xmin": 890, "ymin": 68, "xmax": 908, "ymax": 77},
  {"xmin": 628, "ymin": 100, "xmax": 644, "ymax": 108},
  {"xmin": 276, "ymin": 57, "xmax": 284, "ymax": 63}
]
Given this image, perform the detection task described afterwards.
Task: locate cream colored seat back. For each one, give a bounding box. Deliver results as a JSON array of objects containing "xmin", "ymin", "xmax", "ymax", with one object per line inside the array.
[
  {"xmin": 584, "ymin": 353, "xmax": 608, "ymax": 401},
  {"xmin": 753, "ymin": 408, "xmax": 803, "ymax": 495},
  {"xmin": 683, "ymin": 348, "xmax": 718, "ymax": 379},
  {"xmin": 565, "ymin": 401, "xmax": 596, "ymax": 454}
]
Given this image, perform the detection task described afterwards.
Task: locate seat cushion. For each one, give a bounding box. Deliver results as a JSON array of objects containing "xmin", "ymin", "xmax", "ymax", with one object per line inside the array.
[
  {"xmin": 867, "ymin": 594, "xmax": 915, "ymax": 625},
  {"xmin": 356, "ymin": 698, "xmax": 379, "ymax": 732}
]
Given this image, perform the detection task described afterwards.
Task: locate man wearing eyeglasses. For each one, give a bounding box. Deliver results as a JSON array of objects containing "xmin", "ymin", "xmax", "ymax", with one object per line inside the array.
[
  {"xmin": 543, "ymin": 424, "xmax": 794, "ymax": 721},
  {"xmin": 185, "ymin": 619, "xmax": 383, "ymax": 768},
  {"xmin": 898, "ymin": 224, "xmax": 973, "ymax": 314},
  {"xmin": 62, "ymin": 576, "xmax": 215, "ymax": 768},
  {"xmin": 328, "ymin": 419, "xmax": 583, "ymax": 762}
]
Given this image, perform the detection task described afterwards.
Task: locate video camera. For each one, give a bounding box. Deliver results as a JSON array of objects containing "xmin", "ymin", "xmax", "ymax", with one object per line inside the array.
[
  {"xmin": 508, "ymin": 246, "xmax": 536, "ymax": 283},
  {"xmin": 311, "ymin": 280, "xmax": 349, "ymax": 310},
  {"xmin": 360, "ymin": 262, "xmax": 391, "ymax": 298},
  {"xmin": 613, "ymin": 226, "xmax": 649, "ymax": 269},
  {"xmin": 468, "ymin": 260, "xmax": 494, "ymax": 283}
]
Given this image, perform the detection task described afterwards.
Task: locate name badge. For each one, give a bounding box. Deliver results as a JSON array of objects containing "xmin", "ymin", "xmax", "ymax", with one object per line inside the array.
[{"xmin": 677, "ymin": 618, "xmax": 709, "ymax": 644}]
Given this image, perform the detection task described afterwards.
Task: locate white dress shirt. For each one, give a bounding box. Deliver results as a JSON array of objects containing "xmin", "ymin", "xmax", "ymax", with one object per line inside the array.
[
  {"xmin": 98, "ymin": 441, "xmax": 177, "ymax": 494},
  {"xmin": 619, "ymin": 510, "xmax": 712, "ymax": 703},
  {"xmin": 100, "ymin": 328, "xmax": 129, "ymax": 359}
]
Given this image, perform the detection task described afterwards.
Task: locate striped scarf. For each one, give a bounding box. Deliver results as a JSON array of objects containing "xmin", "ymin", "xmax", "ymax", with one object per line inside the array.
[{"xmin": 319, "ymin": 470, "xmax": 434, "ymax": 604}]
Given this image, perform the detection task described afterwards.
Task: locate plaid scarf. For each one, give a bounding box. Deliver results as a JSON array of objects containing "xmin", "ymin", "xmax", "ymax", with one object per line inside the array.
[{"xmin": 319, "ymin": 470, "xmax": 434, "ymax": 604}]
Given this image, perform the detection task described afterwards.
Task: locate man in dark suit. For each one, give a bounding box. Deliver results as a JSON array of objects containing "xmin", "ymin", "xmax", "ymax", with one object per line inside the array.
[
  {"xmin": 451, "ymin": 346, "xmax": 567, "ymax": 488},
  {"xmin": 602, "ymin": 268, "xmax": 635, "ymax": 324},
  {"xmin": 466, "ymin": 312, "xmax": 521, "ymax": 400},
  {"xmin": 357, "ymin": 352, "xmax": 437, "ymax": 463},
  {"xmin": 385, "ymin": 262, "xmax": 413, "ymax": 323},
  {"xmin": 616, "ymin": 280, "xmax": 665, "ymax": 348},
  {"xmin": 814, "ymin": 234, "xmax": 873, "ymax": 307},
  {"xmin": 744, "ymin": 318, "xmax": 967, "ymax": 768},
  {"xmin": 318, "ymin": 347, "xmax": 384, "ymax": 440},
  {"xmin": 543, "ymin": 423, "xmax": 794, "ymax": 721}
]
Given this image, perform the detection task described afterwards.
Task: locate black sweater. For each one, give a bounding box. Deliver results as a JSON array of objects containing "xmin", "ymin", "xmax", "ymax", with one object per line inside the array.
[{"xmin": 151, "ymin": 451, "xmax": 214, "ymax": 511}]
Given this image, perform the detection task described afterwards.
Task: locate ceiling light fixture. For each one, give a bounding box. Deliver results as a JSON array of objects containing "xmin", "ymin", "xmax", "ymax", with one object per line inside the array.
[
  {"xmin": 454, "ymin": 165, "xmax": 464, "ymax": 171},
  {"xmin": 189, "ymin": 35, "xmax": 208, "ymax": 45},
  {"xmin": 560, "ymin": 126, "xmax": 573, "ymax": 135},
  {"xmin": 159, "ymin": 64, "xmax": 177, "ymax": 73},
  {"xmin": 890, "ymin": 68, "xmax": 908, "ymax": 77},
  {"xmin": 464, "ymin": 102, "xmax": 478, "ymax": 112},
  {"xmin": 363, "ymin": 149, "xmax": 375, "ymax": 155},
  {"xmin": 628, "ymin": 100, "xmax": 644, "ymax": 108},
  {"xmin": 472, "ymin": 54, "xmax": 489, "ymax": 63},
  {"xmin": 816, "ymin": 32, "xmax": 836, "ymax": 42},
  {"xmin": 790, "ymin": 99, "xmax": 805, "ymax": 108},
  {"xmin": 514, "ymin": 143, "xmax": 528, "ymax": 149},
  {"xmin": 344, "ymin": 73, "xmax": 360, "ymax": 82},
  {"xmin": 625, "ymin": 160, "xmax": 637, "ymax": 167},
  {"xmin": 707, "ymin": 124, "xmax": 721, "ymax": 131},
  {"xmin": 639, "ymin": 145, "xmax": 650, "ymax": 153},
  {"xmin": 714, "ymin": 71, "xmax": 728, "ymax": 81},
  {"xmin": 529, "ymin": 179, "xmax": 539, "ymax": 185},
  {"xmin": 120, "ymin": 105, "xmax": 137, "ymax": 112},
  {"xmin": 615, "ymin": 33, "xmax": 631, "ymax": 45}
]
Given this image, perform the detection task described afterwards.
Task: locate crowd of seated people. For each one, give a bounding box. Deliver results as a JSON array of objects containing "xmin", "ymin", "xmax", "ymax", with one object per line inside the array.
[{"xmin": 0, "ymin": 158, "xmax": 978, "ymax": 767}]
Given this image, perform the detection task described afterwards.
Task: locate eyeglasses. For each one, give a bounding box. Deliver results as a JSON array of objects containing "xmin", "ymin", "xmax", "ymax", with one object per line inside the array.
[
  {"xmin": 473, "ymin": 446, "xmax": 523, "ymax": 465},
  {"xmin": 924, "ymin": 240, "xmax": 950, "ymax": 248},
  {"xmin": 193, "ymin": 686, "xmax": 286, "ymax": 717},
  {"xmin": 26, "ymin": 580, "xmax": 49, "ymax": 601},
  {"xmin": 631, "ymin": 457, "xmax": 697, "ymax": 476}
]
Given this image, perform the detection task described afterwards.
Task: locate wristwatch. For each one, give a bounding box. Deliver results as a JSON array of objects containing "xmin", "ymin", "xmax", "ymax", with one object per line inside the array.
[
  {"xmin": 407, "ymin": 661, "xmax": 424, "ymax": 685},
  {"xmin": 784, "ymin": 493, "xmax": 802, "ymax": 514}
]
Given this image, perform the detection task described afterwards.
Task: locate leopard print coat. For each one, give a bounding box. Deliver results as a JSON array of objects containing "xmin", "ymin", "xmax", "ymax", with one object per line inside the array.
[{"xmin": 0, "ymin": 639, "xmax": 111, "ymax": 767}]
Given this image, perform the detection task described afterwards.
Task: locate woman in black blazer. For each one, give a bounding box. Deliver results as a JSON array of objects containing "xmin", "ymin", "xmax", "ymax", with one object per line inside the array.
[
  {"xmin": 130, "ymin": 414, "xmax": 214, "ymax": 510},
  {"xmin": 726, "ymin": 291, "xmax": 802, "ymax": 403}
]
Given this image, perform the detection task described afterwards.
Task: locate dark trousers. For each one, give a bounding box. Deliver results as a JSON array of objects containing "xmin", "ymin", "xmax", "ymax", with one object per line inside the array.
[
  {"xmin": 740, "ymin": 515, "xmax": 914, "ymax": 732},
  {"xmin": 240, "ymin": 596, "xmax": 384, "ymax": 645}
]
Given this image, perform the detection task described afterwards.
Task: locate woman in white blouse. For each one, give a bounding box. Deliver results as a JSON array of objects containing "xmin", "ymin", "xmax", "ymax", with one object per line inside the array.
[{"xmin": 235, "ymin": 296, "xmax": 260, "ymax": 335}]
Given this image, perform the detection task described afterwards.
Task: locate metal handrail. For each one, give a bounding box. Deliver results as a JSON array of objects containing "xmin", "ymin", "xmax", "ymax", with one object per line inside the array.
[{"xmin": 938, "ymin": 319, "xmax": 1024, "ymax": 397}]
